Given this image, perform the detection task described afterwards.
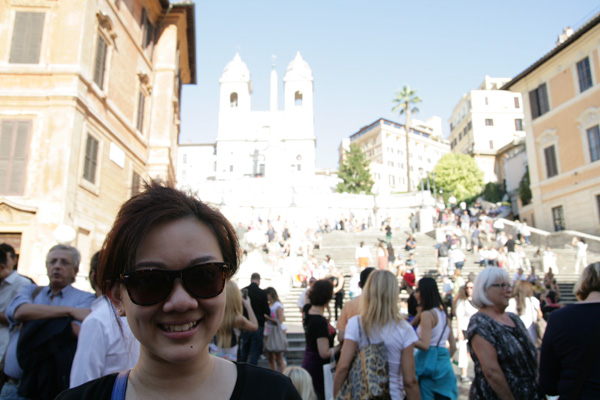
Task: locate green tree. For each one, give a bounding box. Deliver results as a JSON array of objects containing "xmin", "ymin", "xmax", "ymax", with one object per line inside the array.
[
  {"xmin": 392, "ymin": 85, "xmax": 421, "ymax": 192},
  {"xmin": 518, "ymin": 167, "xmax": 532, "ymax": 206},
  {"xmin": 432, "ymin": 153, "xmax": 484, "ymax": 202},
  {"xmin": 337, "ymin": 143, "xmax": 374, "ymax": 194}
]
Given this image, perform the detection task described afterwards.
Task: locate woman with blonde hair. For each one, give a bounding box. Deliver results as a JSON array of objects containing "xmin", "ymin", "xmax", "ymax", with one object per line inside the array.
[
  {"xmin": 334, "ymin": 270, "xmax": 420, "ymax": 400},
  {"xmin": 506, "ymin": 280, "xmax": 542, "ymax": 345},
  {"xmin": 283, "ymin": 367, "xmax": 316, "ymax": 400},
  {"xmin": 210, "ymin": 280, "xmax": 258, "ymax": 361}
]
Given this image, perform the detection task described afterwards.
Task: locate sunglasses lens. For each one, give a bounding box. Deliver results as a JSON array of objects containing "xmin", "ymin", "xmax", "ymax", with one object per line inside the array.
[
  {"xmin": 126, "ymin": 270, "xmax": 172, "ymax": 305},
  {"xmin": 184, "ymin": 263, "xmax": 225, "ymax": 298}
]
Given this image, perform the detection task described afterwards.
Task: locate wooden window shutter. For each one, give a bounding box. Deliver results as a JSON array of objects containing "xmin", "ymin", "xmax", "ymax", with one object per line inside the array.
[
  {"xmin": 83, "ymin": 134, "xmax": 99, "ymax": 184},
  {"xmin": 93, "ymin": 35, "xmax": 108, "ymax": 89},
  {"xmin": 0, "ymin": 120, "xmax": 31, "ymax": 195},
  {"xmin": 136, "ymin": 92, "xmax": 145, "ymax": 133},
  {"xmin": 131, "ymin": 171, "xmax": 141, "ymax": 196},
  {"xmin": 10, "ymin": 12, "xmax": 45, "ymax": 64},
  {"xmin": 529, "ymin": 89, "xmax": 539, "ymax": 119}
]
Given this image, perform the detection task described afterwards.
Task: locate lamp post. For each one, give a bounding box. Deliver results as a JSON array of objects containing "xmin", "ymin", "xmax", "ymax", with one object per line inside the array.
[
  {"xmin": 419, "ymin": 167, "xmax": 424, "ymax": 207},
  {"xmin": 432, "ymin": 172, "xmax": 437, "ymax": 201}
]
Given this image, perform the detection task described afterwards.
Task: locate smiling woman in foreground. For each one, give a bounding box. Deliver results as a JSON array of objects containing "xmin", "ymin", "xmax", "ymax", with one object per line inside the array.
[
  {"xmin": 56, "ymin": 181, "xmax": 300, "ymax": 400},
  {"xmin": 467, "ymin": 267, "xmax": 543, "ymax": 399}
]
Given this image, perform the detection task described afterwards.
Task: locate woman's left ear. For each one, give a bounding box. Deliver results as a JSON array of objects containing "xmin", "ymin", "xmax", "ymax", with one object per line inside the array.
[{"xmin": 107, "ymin": 283, "xmax": 126, "ymax": 316}]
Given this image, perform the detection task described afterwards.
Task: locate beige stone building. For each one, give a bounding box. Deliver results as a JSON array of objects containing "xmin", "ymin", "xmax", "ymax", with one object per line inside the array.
[
  {"xmin": 449, "ymin": 76, "xmax": 525, "ymax": 183},
  {"xmin": 503, "ymin": 14, "xmax": 600, "ymax": 235},
  {"xmin": 341, "ymin": 117, "xmax": 449, "ymax": 194},
  {"xmin": 0, "ymin": 0, "xmax": 196, "ymax": 284}
]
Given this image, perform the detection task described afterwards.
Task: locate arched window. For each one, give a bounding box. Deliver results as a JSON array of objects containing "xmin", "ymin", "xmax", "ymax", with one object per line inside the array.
[
  {"xmin": 294, "ymin": 91, "xmax": 303, "ymax": 106},
  {"xmin": 230, "ymin": 92, "xmax": 238, "ymax": 107}
]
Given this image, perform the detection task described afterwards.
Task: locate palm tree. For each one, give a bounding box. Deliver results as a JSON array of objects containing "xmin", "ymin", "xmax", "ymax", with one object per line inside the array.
[{"xmin": 392, "ymin": 86, "xmax": 421, "ymax": 192}]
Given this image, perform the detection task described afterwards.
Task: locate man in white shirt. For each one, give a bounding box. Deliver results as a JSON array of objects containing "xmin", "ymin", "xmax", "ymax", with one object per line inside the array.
[
  {"xmin": 354, "ymin": 242, "xmax": 371, "ymax": 269},
  {"xmin": 0, "ymin": 245, "xmax": 31, "ymax": 356},
  {"xmin": 512, "ymin": 267, "xmax": 527, "ymax": 283},
  {"xmin": 70, "ymin": 252, "xmax": 139, "ymax": 387}
]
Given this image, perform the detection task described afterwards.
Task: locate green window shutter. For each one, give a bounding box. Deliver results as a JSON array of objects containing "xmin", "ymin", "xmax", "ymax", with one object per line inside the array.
[
  {"xmin": 10, "ymin": 12, "xmax": 45, "ymax": 64},
  {"xmin": 131, "ymin": 171, "xmax": 141, "ymax": 196},
  {"xmin": 93, "ymin": 36, "xmax": 107, "ymax": 89}
]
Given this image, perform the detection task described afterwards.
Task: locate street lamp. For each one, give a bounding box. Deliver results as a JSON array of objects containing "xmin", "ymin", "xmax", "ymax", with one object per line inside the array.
[
  {"xmin": 419, "ymin": 167, "xmax": 424, "ymax": 207},
  {"xmin": 432, "ymin": 172, "xmax": 437, "ymax": 200}
]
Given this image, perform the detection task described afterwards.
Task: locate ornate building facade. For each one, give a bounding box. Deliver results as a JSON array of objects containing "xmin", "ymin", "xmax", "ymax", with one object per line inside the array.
[{"xmin": 0, "ymin": 0, "xmax": 196, "ymax": 283}]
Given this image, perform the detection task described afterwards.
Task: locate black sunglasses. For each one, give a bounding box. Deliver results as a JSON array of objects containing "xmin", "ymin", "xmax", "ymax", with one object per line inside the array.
[{"xmin": 120, "ymin": 262, "xmax": 230, "ymax": 306}]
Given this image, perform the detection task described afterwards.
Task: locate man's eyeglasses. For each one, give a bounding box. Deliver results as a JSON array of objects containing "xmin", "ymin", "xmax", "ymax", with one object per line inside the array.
[
  {"xmin": 489, "ymin": 282, "xmax": 511, "ymax": 289},
  {"xmin": 120, "ymin": 262, "xmax": 230, "ymax": 306}
]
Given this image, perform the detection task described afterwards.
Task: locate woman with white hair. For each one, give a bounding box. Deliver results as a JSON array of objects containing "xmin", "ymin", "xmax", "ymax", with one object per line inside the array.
[{"xmin": 467, "ymin": 267, "xmax": 544, "ymax": 399}]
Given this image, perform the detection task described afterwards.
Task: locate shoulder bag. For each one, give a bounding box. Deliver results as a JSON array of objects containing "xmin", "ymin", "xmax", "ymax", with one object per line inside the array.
[
  {"xmin": 264, "ymin": 321, "xmax": 288, "ymax": 353},
  {"xmin": 415, "ymin": 310, "xmax": 447, "ymax": 378},
  {"xmin": 336, "ymin": 318, "xmax": 390, "ymax": 400}
]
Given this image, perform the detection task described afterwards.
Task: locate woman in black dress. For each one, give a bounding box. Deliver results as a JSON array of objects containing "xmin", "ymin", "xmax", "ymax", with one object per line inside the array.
[
  {"xmin": 301, "ymin": 279, "xmax": 340, "ymax": 400},
  {"xmin": 467, "ymin": 267, "xmax": 544, "ymax": 399}
]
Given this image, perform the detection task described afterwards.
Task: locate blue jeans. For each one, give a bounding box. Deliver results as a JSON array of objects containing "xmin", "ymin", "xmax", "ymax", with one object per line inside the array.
[
  {"xmin": 238, "ymin": 326, "xmax": 264, "ymax": 365},
  {"xmin": 0, "ymin": 381, "xmax": 28, "ymax": 400}
]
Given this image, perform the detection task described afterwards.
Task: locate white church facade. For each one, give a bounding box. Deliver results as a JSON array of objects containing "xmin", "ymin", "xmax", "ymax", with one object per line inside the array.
[{"xmin": 214, "ymin": 52, "xmax": 316, "ymax": 182}]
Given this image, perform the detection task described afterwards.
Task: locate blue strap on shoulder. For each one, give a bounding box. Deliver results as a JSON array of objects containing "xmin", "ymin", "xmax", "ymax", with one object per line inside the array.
[{"xmin": 111, "ymin": 370, "xmax": 131, "ymax": 400}]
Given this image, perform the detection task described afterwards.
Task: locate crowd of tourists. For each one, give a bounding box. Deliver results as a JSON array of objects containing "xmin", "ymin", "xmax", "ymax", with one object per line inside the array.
[{"xmin": 0, "ymin": 183, "xmax": 598, "ymax": 400}]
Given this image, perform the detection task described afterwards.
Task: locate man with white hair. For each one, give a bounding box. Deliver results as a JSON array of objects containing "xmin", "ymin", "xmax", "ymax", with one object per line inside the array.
[{"xmin": 1, "ymin": 245, "xmax": 94, "ymax": 399}]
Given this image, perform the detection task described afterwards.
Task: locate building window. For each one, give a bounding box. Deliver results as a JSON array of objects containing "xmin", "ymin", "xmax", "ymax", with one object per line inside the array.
[
  {"xmin": 295, "ymin": 91, "xmax": 303, "ymax": 106},
  {"xmin": 141, "ymin": 9, "xmax": 155, "ymax": 59},
  {"xmin": 229, "ymin": 165, "xmax": 233, "ymax": 172},
  {"xmin": 514, "ymin": 97, "xmax": 520, "ymax": 108},
  {"xmin": 0, "ymin": 120, "xmax": 31, "ymax": 195},
  {"xmin": 485, "ymin": 119, "xmax": 494, "ymax": 126},
  {"xmin": 576, "ymin": 57, "xmax": 593, "ymax": 92},
  {"xmin": 389, "ymin": 175, "xmax": 395, "ymax": 185},
  {"xmin": 93, "ymin": 35, "xmax": 108, "ymax": 89},
  {"xmin": 515, "ymin": 119, "xmax": 523, "ymax": 131},
  {"xmin": 131, "ymin": 171, "xmax": 141, "ymax": 196},
  {"xmin": 136, "ymin": 92, "xmax": 145, "ymax": 134},
  {"xmin": 552, "ymin": 206, "xmax": 566, "ymax": 231},
  {"xmin": 182, "ymin": 154, "xmax": 187, "ymax": 164},
  {"xmin": 83, "ymin": 134, "xmax": 99, "ymax": 184},
  {"xmin": 597, "ymin": 195, "xmax": 600, "ymax": 224},
  {"xmin": 485, "ymin": 97, "xmax": 488, "ymax": 105},
  {"xmin": 529, "ymin": 83, "xmax": 550, "ymax": 119},
  {"xmin": 458, "ymin": 132, "xmax": 462, "ymax": 140},
  {"xmin": 230, "ymin": 92, "xmax": 238, "ymax": 107},
  {"xmin": 587, "ymin": 125, "xmax": 600, "ymax": 162},
  {"xmin": 544, "ymin": 145, "xmax": 558, "ymax": 178},
  {"xmin": 489, "ymin": 140, "xmax": 494, "ymax": 149},
  {"xmin": 10, "ymin": 12, "xmax": 45, "ymax": 64}
]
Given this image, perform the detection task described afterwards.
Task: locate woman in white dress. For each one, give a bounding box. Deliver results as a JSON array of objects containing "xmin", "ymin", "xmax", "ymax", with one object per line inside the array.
[
  {"xmin": 264, "ymin": 287, "xmax": 287, "ymax": 372},
  {"xmin": 506, "ymin": 280, "xmax": 542, "ymax": 345},
  {"xmin": 334, "ymin": 270, "xmax": 420, "ymax": 400},
  {"xmin": 455, "ymin": 281, "xmax": 478, "ymax": 383}
]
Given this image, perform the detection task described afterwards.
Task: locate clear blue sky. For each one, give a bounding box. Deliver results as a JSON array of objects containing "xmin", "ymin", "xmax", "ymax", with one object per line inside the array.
[{"xmin": 180, "ymin": 1, "xmax": 600, "ymax": 170}]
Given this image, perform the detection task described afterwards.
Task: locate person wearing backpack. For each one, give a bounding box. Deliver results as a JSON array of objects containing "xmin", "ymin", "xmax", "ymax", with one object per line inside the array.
[{"xmin": 436, "ymin": 238, "xmax": 450, "ymax": 277}]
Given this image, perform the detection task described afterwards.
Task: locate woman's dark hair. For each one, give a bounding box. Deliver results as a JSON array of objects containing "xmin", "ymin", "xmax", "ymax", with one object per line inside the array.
[
  {"xmin": 265, "ymin": 287, "xmax": 280, "ymax": 303},
  {"xmin": 417, "ymin": 277, "xmax": 444, "ymax": 312},
  {"xmin": 308, "ymin": 279, "xmax": 333, "ymax": 306},
  {"xmin": 98, "ymin": 180, "xmax": 240, "ymax": 292}
]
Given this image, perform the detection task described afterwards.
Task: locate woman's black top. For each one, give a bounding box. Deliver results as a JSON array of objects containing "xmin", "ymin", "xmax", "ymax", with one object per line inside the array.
[
  {"xmin": 539, "ymin": 302, "xmax": 600, "ymax": 399},
  {"xmin": 55, "ymin": 362, "xmax": 301, "ymax": 400}
]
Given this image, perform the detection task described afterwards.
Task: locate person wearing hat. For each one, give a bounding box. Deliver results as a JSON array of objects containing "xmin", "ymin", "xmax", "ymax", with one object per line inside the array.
[{"xmin": 400, "ymin": 272, "xmax": 419, "ymax": 327}]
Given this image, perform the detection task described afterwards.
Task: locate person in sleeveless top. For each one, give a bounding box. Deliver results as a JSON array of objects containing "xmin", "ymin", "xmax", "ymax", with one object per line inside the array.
[
  {"xmin": 413, "ymin": 277, "xmax": 457, "ymax": 400},
  {"xmin": 264, "ymin": 287, "xmax": 286, "ymax": 371},
  {"xmin": 334, "ymin": 270, "xmax": 420, "ymax": 399},
  {"xmin": 55, "ymin": 181, "xmax": 300, "ymax": 400},
  {"xmin": 210, "ymin": 281, "xmax": 258, "ymax": 361},
  {"xmin": 505, "ymin": 280, "xmax": 542, "ymax": 345},
  {"xmin": 467, "ymin": 267, "xmax": 544, "ymax": 399}
]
